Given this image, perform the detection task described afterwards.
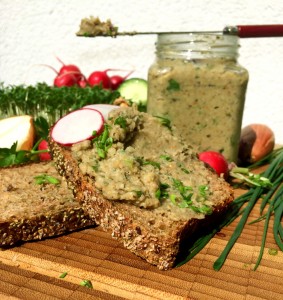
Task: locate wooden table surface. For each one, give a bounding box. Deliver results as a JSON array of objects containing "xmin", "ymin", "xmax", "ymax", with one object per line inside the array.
[{"xmin": 0, "ymin": 182, "xmax": 282, "ymax": 300}]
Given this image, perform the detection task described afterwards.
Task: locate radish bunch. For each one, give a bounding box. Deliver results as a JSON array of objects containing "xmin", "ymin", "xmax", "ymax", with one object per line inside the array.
[{"xmin": 51, "ymin": 57, "xmax": 133, "ymax": 90}]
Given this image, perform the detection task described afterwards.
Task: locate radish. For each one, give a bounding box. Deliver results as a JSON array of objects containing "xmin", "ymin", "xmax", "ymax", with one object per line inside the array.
[
  {"xmin": 83, "ymin": 104, "xmax": 119, "ymax": 120},
  {"xmin": 87, "ymin": 71, "xmax": 111, "ymax": 89},
  {"xmin": 51, "ymin": 56, "xmax": 86, "ymax": 87},
  {"xmin": 109, "ymin": 70, "xmax": 134, "ymax": 90},
  {"xmin": 198, "ymin": 151, "xmax": 229, "ymax": 178},
  {"xmin": 109, "ymin": 75, "xmax": 124, "ymax": 90},
  {"xmin": 54, "ymin": 73, "xmax": 79, "ymax": 87},
  {"xmin": 51, "ymin": 108, "xmax": 104, "ymax": 146},
  {"xmin": 58, "ymin": 64, "xmax": 82, "ymax": 81},
  {"xmin": 38, "ymin": 140, "xmax": 51, "ymax": 161},
  {"xmin": 87, "ymin": 69, "xmax": 134, "ymax": 90}
]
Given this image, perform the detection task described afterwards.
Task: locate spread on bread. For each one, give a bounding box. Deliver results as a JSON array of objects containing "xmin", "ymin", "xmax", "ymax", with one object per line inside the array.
[{"xmin": 71, "ymin": 107, "xmax": 218, "ymax": 217}]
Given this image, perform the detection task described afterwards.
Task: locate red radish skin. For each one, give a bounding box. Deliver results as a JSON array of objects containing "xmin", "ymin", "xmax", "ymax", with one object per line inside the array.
[
  {"xmin": 109, "ymin": 75, "xmax": 124, "ymax": 90},
  {"xmin": 38, "ymin": 140, "xmax": 51, "ymax": 161},
  {"xmin": 58, "ymin": 65, "xmax": 82, "ymax": 81},
  {"xmin": 54, "ymin": 73, "xmax": 79, "ymax": 87},
  {"xmin": 83, "ymin": 104, "xmax": 119, "ymax": 120},
  {"xmin": 109, "ymin": 70, "xmax": 134, "ymax": 90},
  {"xmin": 51, "ymin": 108, "xmax": 104, "ymax": 146},
  {"xmin": 53, "ymin": 57, "xmax": 86, "ymax": 87},
  {"xmin": 198, "ymin": 151, "xmax": 229, "ymax": 178},
  {"xmin": 87, "ymin": 71, "xmax": 111, "ymax": 89}
]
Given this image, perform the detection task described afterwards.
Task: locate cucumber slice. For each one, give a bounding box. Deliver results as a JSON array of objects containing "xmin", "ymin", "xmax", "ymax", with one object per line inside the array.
[{"xmin": 117, "ymin": 78, "xmax": 148, "ymax": 105}]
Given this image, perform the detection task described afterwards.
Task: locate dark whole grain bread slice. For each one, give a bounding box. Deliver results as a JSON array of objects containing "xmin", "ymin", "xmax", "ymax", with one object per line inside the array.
[
  {"xmin": 49, "ymin": 107, "xmax": 234, "ymax": 270},
  {"xmin": 0, "ymin": 162, "xmax": 95, "ymax": 247}
]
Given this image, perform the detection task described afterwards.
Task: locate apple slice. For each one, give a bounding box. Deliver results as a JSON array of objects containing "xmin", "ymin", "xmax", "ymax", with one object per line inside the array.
[
  {"xmin": 83, "ymin": 104, "xmax": 119, "ymax": 120},
  {"xmin": 51, "ymin": 108, "xmax": 104, "ymax": 146},
  {"xmin": 0, "ymin": 115, "xmax": 35, "ymax": 151}
]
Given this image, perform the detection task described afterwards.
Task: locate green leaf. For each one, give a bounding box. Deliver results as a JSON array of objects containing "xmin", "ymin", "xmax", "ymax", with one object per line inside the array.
[
  {"xmin": 0, "ymin": 142, "xmax": 31, "ymax": 167},
  {"xmin": 34, "ymin": 174, "xmax": 61, "ymax": 185},
  {"xmin": 34, "ymin": 116, "xmax": 50, "ymax": 140}
]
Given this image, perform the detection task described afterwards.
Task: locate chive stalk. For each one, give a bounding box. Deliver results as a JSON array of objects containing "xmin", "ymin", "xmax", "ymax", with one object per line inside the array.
[{"xmin": 213, "ymin": 148, "xmax": 283, "ymax": 271}]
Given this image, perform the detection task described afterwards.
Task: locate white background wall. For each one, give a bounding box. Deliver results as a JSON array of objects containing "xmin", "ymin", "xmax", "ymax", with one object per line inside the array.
[{"xmin": 1, "ymin": 0, "xmax": 283, "ymax": 144}]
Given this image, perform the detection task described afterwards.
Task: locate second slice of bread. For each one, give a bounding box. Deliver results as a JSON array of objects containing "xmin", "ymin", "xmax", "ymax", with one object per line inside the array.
[
  {"xmin": 0, "ymin": 162, "xmax": 95, "ymax": 247},
  {"xmin": 50, "ymin": 107, "xmax": 234, "ymax": 270}
]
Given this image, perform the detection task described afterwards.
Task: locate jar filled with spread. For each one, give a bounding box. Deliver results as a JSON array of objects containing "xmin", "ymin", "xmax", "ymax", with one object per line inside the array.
[{"xmin": 147, "ymin": 32, "xmax": 249, "ymax": 162}]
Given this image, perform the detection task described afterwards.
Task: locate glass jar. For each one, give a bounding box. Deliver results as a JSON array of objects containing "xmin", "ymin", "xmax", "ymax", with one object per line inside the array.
[{"xmin": 147, "ymin": 32, "xmax": 249, "ymax": 162}]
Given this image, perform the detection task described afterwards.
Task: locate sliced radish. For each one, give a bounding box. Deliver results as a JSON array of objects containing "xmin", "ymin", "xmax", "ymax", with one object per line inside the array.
[
  {"xmin": 51, "ymin": 108, "xmax": 104, "ymax": 146},
  {"xmin": 83, "ymin": 104, "xmax": 119, "ymax": 120}
]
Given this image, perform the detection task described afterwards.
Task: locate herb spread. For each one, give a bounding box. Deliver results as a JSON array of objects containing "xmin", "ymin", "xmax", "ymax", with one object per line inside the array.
[
  {"xmin": 76, "ymin": 16, "xmax": 118, "ymax": 37},
  {"xmin": 147, "ymin": 32, "xmax": 249, "ymax": 162},
  {"xmin": 147, "ymin": 58, "xmax": 249, "ymax": 162},
  {"xmin": 71, "ymin": 107, "xmax": 227, "ymax": 220}
]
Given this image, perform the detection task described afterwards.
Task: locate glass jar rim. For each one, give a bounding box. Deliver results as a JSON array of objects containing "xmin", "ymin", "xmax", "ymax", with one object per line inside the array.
[{"xmin": 155, "ymin": 32, "xmax": 240, "ymax": 60}]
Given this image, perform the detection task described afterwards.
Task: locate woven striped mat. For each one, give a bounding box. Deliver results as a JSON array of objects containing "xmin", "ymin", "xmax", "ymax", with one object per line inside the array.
[{"xmin": 0, "ymin": 188, "xmax": 282, "ymax": 300}]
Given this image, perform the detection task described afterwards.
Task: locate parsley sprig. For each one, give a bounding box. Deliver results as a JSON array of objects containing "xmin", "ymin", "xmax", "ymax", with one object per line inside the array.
[{"xmin": 0, "ymin": 139, "xmax": 49, "ymax": 167}]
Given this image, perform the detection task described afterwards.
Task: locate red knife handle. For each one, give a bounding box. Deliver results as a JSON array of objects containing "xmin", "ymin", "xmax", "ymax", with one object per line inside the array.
[{"xmin": 236, "ymin": 24, "xmax": 283, "ymax": 38}]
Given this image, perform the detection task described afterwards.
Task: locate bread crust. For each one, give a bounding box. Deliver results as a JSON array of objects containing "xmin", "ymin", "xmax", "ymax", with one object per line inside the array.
[{"xmin": 50, "ymin": 139, "xmax": 234, "ymax": 270}]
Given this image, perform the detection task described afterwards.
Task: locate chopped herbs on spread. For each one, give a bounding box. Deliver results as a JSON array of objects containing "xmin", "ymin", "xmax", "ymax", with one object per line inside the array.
[
  {"xmin": 178, "ymin": 163, "xmax": 191, "ymax": 174},
  {"xmin": 114, "ymin": 116, "xmax": 127, "ymax": 129},
  {"xmin": 155, "ymin": 183, "xmax": 170, "ymax": 200},
  {"xmin": 34, "ymin": 174, "xmax": 61, "ymax": 185},
  {"xmin": 74, "ymin": 107, "xmax": 220, "ymax": 213},
  {"xmin": 136, "ymin": 157, "xmax": 160, "ymax": 169},
  {"xmin": 160, "ymin": 154, "xmax": 173, "ymax": 161},
  {"xmin": 154, "ymin": 116, "xmax": 171, "ymax": 129},
  {"xmin": 92, "ymin": 124, "xmax": 113, "ymax": 159},
  {"xmin": 166, "ymin": 79, "xmax": 181, "ymax": 91}
]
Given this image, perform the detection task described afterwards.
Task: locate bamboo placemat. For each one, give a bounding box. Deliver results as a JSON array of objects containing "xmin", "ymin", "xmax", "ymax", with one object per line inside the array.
[{"xmin": 0, "ymin": 188, "xmax": 282, "ymax": 300}]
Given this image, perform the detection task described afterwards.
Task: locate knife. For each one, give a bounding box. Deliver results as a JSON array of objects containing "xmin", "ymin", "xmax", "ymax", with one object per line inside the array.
[{"xmin": 77, "ymin": 24, "xmax": 283, "ymax": 38}]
